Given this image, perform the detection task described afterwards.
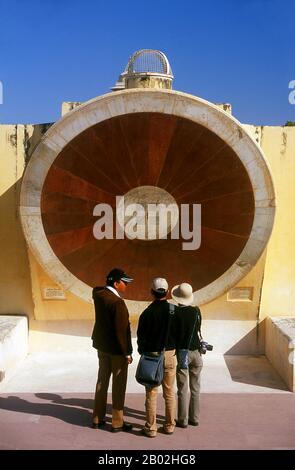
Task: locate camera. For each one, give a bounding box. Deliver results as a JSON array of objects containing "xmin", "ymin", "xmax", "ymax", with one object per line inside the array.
[{"xmin": 199, "ymin": 340, "xmax": 213, "ymax": 354}]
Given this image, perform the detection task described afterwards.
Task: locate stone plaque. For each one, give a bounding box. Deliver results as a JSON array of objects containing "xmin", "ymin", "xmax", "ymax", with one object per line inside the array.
[
  {"xmin": 227, "ymin": 287, "xmax": 253, "ymax": 301},
  {"xmin": 43, "ymin": 287, "xmax": 66, "ymax": 300}
]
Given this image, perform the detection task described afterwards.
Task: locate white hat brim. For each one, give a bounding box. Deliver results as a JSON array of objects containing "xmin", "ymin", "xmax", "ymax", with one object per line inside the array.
[
  {"xmin": 171, "ymin": 285, "xmax": 194, "ymax": 306},
  {"xmin": 121, "ymin": 277, "xmax": 133, "ymax": 283}
]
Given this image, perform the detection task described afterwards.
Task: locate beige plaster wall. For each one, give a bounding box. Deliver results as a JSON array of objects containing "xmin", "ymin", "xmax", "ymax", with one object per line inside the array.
[
  {"xmin": 0, "ymin": 125, "xmax": 35, "ymax": 317},
  {"xmin": 26, "ymin": 247, "xmax": 267, "ymax": 353},
  {"xmin": 259, "ymin": 126, "xmax": 295, "ymax": 317},
  {"xmin": 200, "ymin": 250, "xmax": 267, "ymax": 354},
  {"xmin": 28, "ymin": 250, "xmax": 93, "ymax": 321}
]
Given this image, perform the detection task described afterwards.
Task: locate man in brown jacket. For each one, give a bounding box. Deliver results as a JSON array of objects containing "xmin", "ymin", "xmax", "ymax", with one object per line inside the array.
[{"xmin": 92, "ymin": 268, "xmax": 133, "ymax": 432}]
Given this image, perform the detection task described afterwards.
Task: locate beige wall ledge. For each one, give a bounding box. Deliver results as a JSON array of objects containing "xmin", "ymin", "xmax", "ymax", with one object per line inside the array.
[
  {"xmin": 266, "ymin": 317, "xmax": 295, "ymax": 392},
  {"xmin": 0, "ymin": 315, "xmax": 28, "ymax": 385}
]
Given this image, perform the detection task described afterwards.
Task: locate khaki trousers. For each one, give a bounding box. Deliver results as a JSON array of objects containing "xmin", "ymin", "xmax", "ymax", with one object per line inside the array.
[
  {"xmin": 143, "ymin": 350, "xmax": 176, "ymax": 435},
  {"xmin": 93, "ymin": 351, "xmax": 128, "ymax": 428},
  {"xmin": 176, "ymin": 349, "xmax": 203, "ymax": 425}
]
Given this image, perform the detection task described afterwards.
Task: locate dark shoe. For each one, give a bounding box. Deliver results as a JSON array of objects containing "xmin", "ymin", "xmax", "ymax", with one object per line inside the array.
[
  {"xmin": 111, "ymin": 422, "xmax": 133, "ymax": 433},
  {"xmin": 141, "ymin": 428, "xmax": 156, "ymax": 438},
  {"xmin": 176, "ymin": 420, "xmax": 188, "ymax": 428},
  {"xmin": 162, "ymin": 426, "xmax": 174, "ymax": 435},
  {"xmin": 92, "ymin": 420, "xmax": 106, "ymax": 429},
  {"xmin": 188, "ymin": 420, "xmax": 199, "ymax": 426}
]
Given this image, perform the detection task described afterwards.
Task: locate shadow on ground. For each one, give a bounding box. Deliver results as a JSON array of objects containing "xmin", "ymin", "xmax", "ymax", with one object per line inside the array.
[
  {"xmin": 0, "ymin": 393, "xmax": 164, "ymax": 432},
  {"xmin": 224, "ymin": 355, "xmax": 288, "ymax": 391}
]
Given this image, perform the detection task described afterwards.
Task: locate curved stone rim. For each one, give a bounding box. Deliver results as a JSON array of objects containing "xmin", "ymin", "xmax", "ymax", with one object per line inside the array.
[{"xmin": 19, "ymin": 88, "xmax": 276, "ymax": 306}]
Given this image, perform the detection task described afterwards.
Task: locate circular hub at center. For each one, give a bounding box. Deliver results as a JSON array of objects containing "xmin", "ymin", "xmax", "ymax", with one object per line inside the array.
[{"xmin": 117, "ymin": 185, "xmax": 179, "ymax": 240}]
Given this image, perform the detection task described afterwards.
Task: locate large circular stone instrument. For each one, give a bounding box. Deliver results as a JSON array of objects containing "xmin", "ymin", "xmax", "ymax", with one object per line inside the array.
[{"xmin": 20, "ymin": 89, "xmax": 275, "ymax": 306}]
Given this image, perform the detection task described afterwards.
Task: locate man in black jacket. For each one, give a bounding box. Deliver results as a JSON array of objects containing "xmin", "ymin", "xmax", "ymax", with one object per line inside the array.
[
  {"xmin": 92, "ymin": 268, "xmax": 133, "ymax": 432},
  {"xmin": 137, "ymin": 278, "xmax": 177, "ymax": 437}
]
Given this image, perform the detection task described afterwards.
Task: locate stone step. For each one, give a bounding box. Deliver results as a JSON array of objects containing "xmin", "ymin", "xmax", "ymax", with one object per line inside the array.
[{"xmin": 0, "ymin": 316, "xmax": 28, "ymax": 384}]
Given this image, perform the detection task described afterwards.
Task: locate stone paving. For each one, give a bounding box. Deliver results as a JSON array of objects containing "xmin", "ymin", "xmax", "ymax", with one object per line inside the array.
[
  {"xmin": 0, "ymin": 392, "xmax": 295, "ymax": 450},
  {"xmin": 0, "ymin": 353, "xmax": 294, "ymax": 450}
]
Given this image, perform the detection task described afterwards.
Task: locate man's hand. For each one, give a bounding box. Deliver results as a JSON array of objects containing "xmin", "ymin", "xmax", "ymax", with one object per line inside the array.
[{"xmin": 126, "ymin": 355, "xmax": 133, "ymax": 364}]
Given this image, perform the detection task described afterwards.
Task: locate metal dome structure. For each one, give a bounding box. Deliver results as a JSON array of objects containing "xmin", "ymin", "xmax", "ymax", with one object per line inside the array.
[
  {"xmin": 111, "ymin": 49, "xmax": 174, "ymax": 91},
  {"xmin": 126, "ymin": 49, "xmax": 173, "ymax": 76}
]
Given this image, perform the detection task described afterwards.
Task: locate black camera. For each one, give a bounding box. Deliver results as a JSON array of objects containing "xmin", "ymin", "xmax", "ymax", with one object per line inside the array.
[{"xmin": 199, "ymin": 340, "xmax": 213, "ymax": 354}]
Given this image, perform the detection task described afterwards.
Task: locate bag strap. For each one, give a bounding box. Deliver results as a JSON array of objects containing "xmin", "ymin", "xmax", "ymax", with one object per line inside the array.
[
  {"xmin": 186, "ymin": 312, "xmax": 198, "ymax": 349},
  {"xmin": 162, "ymin": 303, "xmax": 175, "ymax": 353},
  {"xmin": 195, "ymin": 309, "xmax": 203, "ymax": 342}
]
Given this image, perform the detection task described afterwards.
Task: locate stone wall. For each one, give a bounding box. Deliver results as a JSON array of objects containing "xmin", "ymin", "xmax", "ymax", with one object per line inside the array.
[{"xmin": 266, "ymin": 317, "xmax": 295, "ymax": 391}]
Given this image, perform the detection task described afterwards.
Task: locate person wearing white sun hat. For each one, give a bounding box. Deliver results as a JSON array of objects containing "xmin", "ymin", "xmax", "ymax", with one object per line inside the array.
[
  {"xmin": 171, "ymin": 282, "xmax": 203, "ymax": 428},
  {"xmin": 171, "ymin": 282, "xmax": 194, "ymax": 306}
]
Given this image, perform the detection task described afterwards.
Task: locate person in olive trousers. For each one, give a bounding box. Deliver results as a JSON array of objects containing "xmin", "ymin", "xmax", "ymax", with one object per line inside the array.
[{"xmin": 172, "ymin": 283, "xmax": 203, "ymax": 428}]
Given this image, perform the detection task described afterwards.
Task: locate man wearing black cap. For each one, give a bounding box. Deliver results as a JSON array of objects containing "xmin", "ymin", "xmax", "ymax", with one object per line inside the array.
[{"xmin": 92, "ymin": 268, "xmax": 133, "ymax": 432}]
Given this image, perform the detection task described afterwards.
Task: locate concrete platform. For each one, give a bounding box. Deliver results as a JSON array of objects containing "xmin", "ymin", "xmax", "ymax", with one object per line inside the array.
[
  {"xmin": 0, "ymin": 392, "xmax": 295, "ymax": 450},
  {"xmin": 0, "ymin": 351, "xmax": 289, "ymax": 394},
  {"xmin": 0, "ymin": 349, "xmax": 293, "ymax": 450}
]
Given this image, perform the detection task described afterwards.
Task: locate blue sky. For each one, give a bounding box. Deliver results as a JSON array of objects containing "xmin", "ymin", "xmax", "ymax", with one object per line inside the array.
[{"xmin": 0, "ymin": 0, "xmax": 294, "ymax": 125}]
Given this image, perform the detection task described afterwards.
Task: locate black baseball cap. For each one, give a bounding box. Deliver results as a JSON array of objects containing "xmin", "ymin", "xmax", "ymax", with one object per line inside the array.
[{"xmin": 106, "ymin": 268, "xmax": 133, "ymax": 284}]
